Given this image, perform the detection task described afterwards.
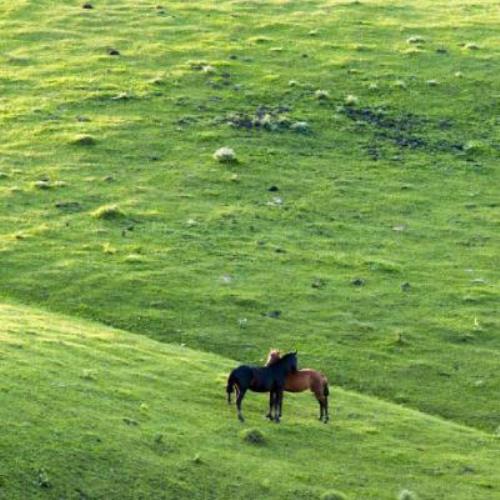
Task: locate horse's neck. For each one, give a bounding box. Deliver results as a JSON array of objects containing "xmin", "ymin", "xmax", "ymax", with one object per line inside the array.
[{"xmin": 271, "ymin": 361, "xmax": 290, "ymax": 376}]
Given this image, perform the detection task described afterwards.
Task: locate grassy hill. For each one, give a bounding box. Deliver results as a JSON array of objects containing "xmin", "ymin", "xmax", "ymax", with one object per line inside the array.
[
  {"xmin": 1, "ymin": 302, "xmax": 499, "ymax": 499},
  {"xmin": 0, "ymin": 0, "xmax": 499, "ymax": 497}
]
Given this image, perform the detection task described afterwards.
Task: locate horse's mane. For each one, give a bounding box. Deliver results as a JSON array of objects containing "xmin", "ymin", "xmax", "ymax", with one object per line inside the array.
[{"xmin": 265, "ymin": 349, "xmax": 282, "ymax": 366}]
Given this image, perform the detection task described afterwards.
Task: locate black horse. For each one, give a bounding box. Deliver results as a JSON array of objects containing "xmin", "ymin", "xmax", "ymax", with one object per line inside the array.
[{"xmin": 226, "ymin": 351, "xmax": 298, "ymax": 423}]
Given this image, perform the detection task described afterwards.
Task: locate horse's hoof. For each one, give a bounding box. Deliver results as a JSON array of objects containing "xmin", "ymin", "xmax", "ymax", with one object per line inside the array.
[
  {"xmin": 266, "ymin": 414, "xmax": 273, "ymax": 421},
  {"xmin": 238, "ymin": 415, "xmax": 245, "ymax": 423}
]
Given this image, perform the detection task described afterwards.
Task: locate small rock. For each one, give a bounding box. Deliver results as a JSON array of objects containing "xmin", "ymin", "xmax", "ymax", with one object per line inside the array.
[
  {"xmin": 111, "ymin": 92, "xmax": 130, "ymax": 100},
  {"xmin": 407, "ymin": 35, "xmax": 425, "ymax": 44},
  {"xmin": 268, "ymin": 185, "xmax": 279, "ymax": 192},
  {"xmin": 314, "ymin": 89, "xmax": 330, "ymax": 100},
  {"xmin": 464, "ymin": 42, "xmax": 480, "ymax": 50},
  {"xmin": 401, "ymin": 282, "xmax": 411, "ymax": 292},
  {"xmin": 34, "ymin": 180, "xmax": 51, "ymax": 189},
  {"xmin": 290, "ymin": 121, "xmax": 310, "ymax": 133},
  {"xmin": 471, "ymin": 278, "xmax": 486, "ymax": 285},
  {"xmin": 107, "ymin": 48, "xmax": 120, "ymax": 56},
  {"xmin": 82, "ymin": 3, "xmax": 93, "ymax": 9},
  {"xmin": 344, "ymin": 94, "xmax": 359, "ymax": 106},
  {"xmin": 213, "ymin": 147, "xmax": 237, "ymax": 163}
]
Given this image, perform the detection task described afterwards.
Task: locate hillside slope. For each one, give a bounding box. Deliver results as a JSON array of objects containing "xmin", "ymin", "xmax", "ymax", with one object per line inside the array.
[{"xmin": 0, "ymin": 302, "xmax": 499, "ymax": 499}]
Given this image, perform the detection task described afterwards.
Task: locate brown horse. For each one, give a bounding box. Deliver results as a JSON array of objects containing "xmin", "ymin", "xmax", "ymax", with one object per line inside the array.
[{"xmin": 265, "ymin": 349, "xmax": 330, "ymax": 423}]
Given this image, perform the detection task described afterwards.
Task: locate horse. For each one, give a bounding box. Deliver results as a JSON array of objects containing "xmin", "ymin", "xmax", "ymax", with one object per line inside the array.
[
  {"xmin": 226, "ymin": 351, "xmax": 298, "ymax": 423},
  {"xmin": 266, "ymin": 349, "xmax": 330, "ymax": 423}
]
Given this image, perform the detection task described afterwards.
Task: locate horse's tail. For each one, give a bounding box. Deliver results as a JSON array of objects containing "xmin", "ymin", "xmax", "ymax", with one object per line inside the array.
[
  {"xmin": 226, "ymin": 371, "xmax": 237, "ymax": 404},
  {"xmin": 323, "ymin": 378, "xmax": 329, "ymax": 398}
]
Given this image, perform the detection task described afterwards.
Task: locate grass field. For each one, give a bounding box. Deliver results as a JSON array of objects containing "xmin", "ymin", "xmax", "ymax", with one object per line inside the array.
[{"xmin": 0, "ymin": 0, "xmax": 499, "ymax": 498}]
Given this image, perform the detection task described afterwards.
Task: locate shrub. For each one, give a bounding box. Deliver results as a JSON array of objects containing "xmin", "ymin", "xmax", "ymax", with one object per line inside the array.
[{"xmin": 241, "ymin": 428, "xmax": 266, "ymax": 445}]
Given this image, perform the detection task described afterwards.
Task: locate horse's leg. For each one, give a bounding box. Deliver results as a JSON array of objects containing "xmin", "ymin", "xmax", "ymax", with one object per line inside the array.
[
  {"xmin": 274, "ymin": 390, "xmax": 283, "ymax": 423},
  {"xmin": 318, "ymin": 397, "xmax": 324, "ymax": 421},
  {"xmin": 266, "ymin": 392, "xmax": 275, "ymax": 420},
  {"xmin": 236, "ymin": 388, "xmax": 247, "ymax": 422},
  {"xmin": 323, "ymin": 395, "xmax": 329, "ymax": 423}
]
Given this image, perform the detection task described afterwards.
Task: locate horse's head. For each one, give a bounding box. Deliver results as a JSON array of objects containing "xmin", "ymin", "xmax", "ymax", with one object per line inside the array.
[
  {"xmin": 283, "ymin": 350, "xmax": 298, "ymax": 373},
  {"xmin": 265, "ymin": 348, "xmax": 281, "ymax": 366}
]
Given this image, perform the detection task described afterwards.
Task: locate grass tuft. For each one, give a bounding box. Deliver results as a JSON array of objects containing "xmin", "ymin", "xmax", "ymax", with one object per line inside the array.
[
  {"xmin": 398, "ymin": 490, "xmax": 417, "ymax": 500},
  {"xmin": 72, "ymin": 135, "xmax": 96, "ymax": 146},
  {"xmin": 91, "ymin": 204, "xmax": 125, "ymax": 220},
  {"xmin": 241, "ymin": 428, "xmax": 266, "ymax": 445},
  {"xmin": 321, "ymin": 490, "xmax": 347, "ymax": 500}
]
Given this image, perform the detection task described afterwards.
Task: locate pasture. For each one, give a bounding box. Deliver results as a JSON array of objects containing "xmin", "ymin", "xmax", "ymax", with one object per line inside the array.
[{"xmin": 0, "ymin": 0, "xmax": 498, "ymax": 498}]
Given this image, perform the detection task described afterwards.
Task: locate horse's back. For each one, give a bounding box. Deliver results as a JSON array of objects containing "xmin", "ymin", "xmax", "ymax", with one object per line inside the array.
[
  {"xmin": 285, "ymin": 369, "xmax": 327, "ymax": 392},
  {"xmin": 230, "ymin": 364, "xmax": 254, "ymax": 386}
]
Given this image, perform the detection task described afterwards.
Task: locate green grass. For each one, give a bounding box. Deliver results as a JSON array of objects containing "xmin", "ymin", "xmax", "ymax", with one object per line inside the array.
[
  {"xmin": 1, "ymin": 302, "xmax": 499, "ymax": 499},
  {"xmin": 0, "ymin": 0, "xmax": 499, "ymax": 497}
]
